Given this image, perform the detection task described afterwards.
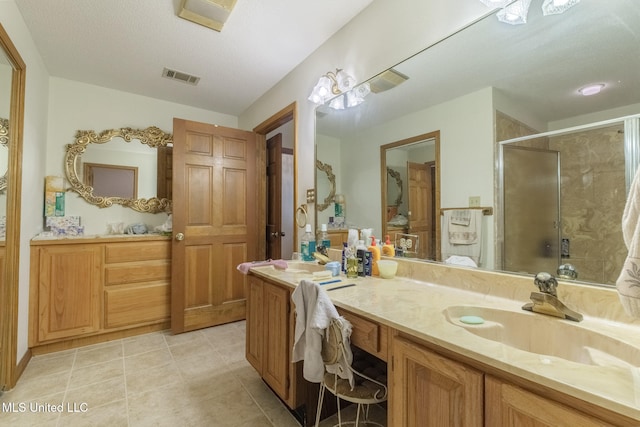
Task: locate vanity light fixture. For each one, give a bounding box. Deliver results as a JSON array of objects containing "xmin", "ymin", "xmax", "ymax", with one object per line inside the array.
[
  {"xmin": 541, "ymin": 0, "xmax": 580, "ymax": 16},
  {"xmin": 308, "ymin": 69, "xmax": 370, "ymax": 109},
  {"xmin": 578, "ymin": 83, "xmax": 605, "ymax": 96},
  {"xmin": 177, "ymin": 0, "xmax": 237, "ymax": 32},
  {"xmin": 496, "ymin": 0, "xmax": 532, "ymax": 25}
]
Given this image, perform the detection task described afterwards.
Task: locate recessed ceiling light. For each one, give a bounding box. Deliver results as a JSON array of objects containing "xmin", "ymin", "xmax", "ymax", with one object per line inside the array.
[{"xmin": 578, "ymin": 84, "xmax": 605, "ymax": 96}]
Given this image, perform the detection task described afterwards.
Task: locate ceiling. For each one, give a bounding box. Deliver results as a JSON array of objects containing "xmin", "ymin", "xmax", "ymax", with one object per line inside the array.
[
  {"xmin": 14, "ymin": 0, "xmax": 374, "ymax": 116},
  {"xmin": 317, "ymin": 0, "xmax": 640, "ymax": 137}
]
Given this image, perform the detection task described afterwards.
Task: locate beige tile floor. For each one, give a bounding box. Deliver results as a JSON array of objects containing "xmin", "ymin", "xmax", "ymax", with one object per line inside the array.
[
  {"xmin": 0, "ymin": 321, "xmax": 387, "ymax": 427},
  {"xmin": 0, "ymin": 321, "xmax": 304, "ymax": 427}
]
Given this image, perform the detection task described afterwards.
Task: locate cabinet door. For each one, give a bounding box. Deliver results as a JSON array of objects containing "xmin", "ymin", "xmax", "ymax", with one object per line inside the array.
[
  {"xmin": 391, "ymin": 336, "xmax": 483, "ymax": 427},
  {"xmin": 485, "ymin": 376, "xmax": 614, "ymax": 427},
  {"xmin": 245, "ymin": 275, "xmax": 264, "ymax": 373},
  {"xmin": 38, "ymin": 245, "xmax": 102, "ymax": 342},
  {"xmin": 262, "ymin": 281, "xmax": 290, "ymax": 401}
]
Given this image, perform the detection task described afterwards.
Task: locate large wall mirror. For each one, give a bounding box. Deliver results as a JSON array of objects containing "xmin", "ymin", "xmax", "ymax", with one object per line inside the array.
[
  {"xmin": 0, "ymin": 22, "xmax": 26, "ymax": 389},
  {"xmin": 314, "ymin": 1, "xmax": 640, "ymax": 288},
  {"xmin": 65, "ymin": 126, "xmax": 173, "ymax": 213}
]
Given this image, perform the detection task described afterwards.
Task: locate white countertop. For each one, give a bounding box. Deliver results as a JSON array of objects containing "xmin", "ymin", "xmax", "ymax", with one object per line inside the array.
[{"xmin": 250, "ymin": 261, "xmax": 640, "ymax": 422}]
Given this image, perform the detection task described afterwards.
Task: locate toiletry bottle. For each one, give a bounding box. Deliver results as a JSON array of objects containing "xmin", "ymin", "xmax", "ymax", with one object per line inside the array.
[
  {"xmin": 318, "ymin": 223, "xmax": 331, "ymax": 250},
  {"xmin": 368, "ymin": 236, "xmax": 381, "ymax": 276},
  {"xmin": 301, "ymin": 224, "xmax": 316, "ymax": 261},
  {"xmin": 382, "ymin": 235, "xmax": 395, "ymax": 257},
  {"xmin": 341, "ymin": 242, "xmax": 348, "ymax": 272},
  {"xmin": 356, "ymin": 239, "xmax": 367, "ymax": 276}
]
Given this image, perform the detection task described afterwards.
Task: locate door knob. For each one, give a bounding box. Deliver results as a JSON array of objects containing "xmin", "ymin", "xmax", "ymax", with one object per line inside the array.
[
  {"xmin": 175, "ymin": 232, "xmax": 185, "ymax": 241},
  {"xmin": 270, "ymin": 231, "xmax": 285, "ymax": 238}
]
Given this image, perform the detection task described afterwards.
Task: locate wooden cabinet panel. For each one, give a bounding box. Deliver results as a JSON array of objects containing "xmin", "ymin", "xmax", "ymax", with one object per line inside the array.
[
  {"xmin": 245, "ymin": 275, "xmax": 264, "ymax": 373},
  {"xmin": 485, "ymin": 376, "xmax": 614, "ymax": 427},
  {"xmin": 105, "ymin": 241, "xmax": 170, "ymax": 263},
  {"xmin": 391, "ymin": 335, "xmax": 483, "ymax": 427},
  {"xmin": 262, "ymin": 281, "xmax": 290, "ymax": 401},
  {"xmin": 37, "ymin": 245, "xmax": 102, "ymax": 342},
  {"xmin": 104, "ymin": 283, "xmax": 170, "ymax": 328},
  {"xmin": 338, "ymin": 308, "xmax": 388, "ymax": 361},
  {"xmin": 104, "ymin": 260, "xmax": 170, "ymax": 286}
]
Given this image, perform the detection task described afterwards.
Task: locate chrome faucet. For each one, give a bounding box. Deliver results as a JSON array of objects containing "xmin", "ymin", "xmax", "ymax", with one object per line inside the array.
[{"xmin": 522, "ymin": 272, "xmax": 583, "ymax": 322}]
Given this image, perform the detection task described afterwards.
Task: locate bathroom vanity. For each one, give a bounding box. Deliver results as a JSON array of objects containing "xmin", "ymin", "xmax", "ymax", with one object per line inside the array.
[
  {"xmin": 248, "ymin": 259, "xmax": 640, "ymax": 426},
  {"xmin": 28, "ymin": 235, "xmax": 171, "ymax": 353}
]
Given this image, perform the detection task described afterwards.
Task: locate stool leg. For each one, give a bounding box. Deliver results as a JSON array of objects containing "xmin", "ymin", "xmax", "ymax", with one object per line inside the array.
[
  {"xmin": 336, "ymin": 393, "xmax": 342, "ymax": 426},
  {"xmin": 355, "ymin": 403, "xmax": 363, "ymax": 427},
  {"xmin": 315, "ymin": 383, "xmax": 325, "ymax": 427}
]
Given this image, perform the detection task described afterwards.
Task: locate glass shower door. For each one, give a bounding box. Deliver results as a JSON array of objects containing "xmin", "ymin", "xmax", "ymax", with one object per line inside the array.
[{"xmin": 503, "ymin": 146, "xmax": 560, "ymax": 275}]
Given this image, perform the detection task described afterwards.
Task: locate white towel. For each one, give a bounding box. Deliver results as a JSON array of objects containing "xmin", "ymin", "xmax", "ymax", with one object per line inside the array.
[
  {"xmin": 616, "ymin": 167, "xmax": 640, "ymax": 318},
  {"xmin": 441, "ymin": 210, "xmax": 483, "ymax": 265},
  {"xmin": 291, "ymin": 280, "xmax": 354, "ymax": 387},
  {"xmin": 450, "ymin": 209, "xmax": 471, "ymax": 226}
]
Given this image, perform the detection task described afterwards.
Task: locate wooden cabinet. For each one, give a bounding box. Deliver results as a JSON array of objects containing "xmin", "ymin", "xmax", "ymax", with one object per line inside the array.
[
  {"xmin": 327, "ymin": 229, "xmax": 349, "ymax": 248},
  {"xmin": 337, "ymin": 307, "xmax": 388, "ymax": 362},
  {"xmin": 35, "ymin": 244, "xmax": 102, "ymax": 342},
  {"xmin": 29, "ymin": 237, "xmax": 171, "ymax": 350},
  {"xmin": 245, "ymin": 275, "xmax": 303, "ymax": 409},
  {"xmin": 390, "ymin": 335, "xmax": 483, "ymax": 427},
  {"xmin": 485, "ymin": 376, "xmax": 615, "ymax": 427}
]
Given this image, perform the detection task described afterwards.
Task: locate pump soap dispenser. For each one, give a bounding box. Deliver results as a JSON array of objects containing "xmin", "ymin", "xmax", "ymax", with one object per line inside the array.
[
  {"xmin": 368, "ymin": 236, "xmax": 381, "ymax": 276},
  {"xmin": 382, "ymin": 235, "xmax": 395, "ymax": 257}
]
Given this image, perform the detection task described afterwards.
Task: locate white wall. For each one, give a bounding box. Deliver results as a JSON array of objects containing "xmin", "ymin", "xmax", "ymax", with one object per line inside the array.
[{"xmin": 46, "ymin": 77, "xmax": 237, "ymax": 235}]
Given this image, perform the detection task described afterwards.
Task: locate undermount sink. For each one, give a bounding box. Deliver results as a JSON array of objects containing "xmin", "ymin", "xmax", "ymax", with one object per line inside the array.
[{"xmin": 444, "ymin": 305, "xmax": 640, "ymax": 368}]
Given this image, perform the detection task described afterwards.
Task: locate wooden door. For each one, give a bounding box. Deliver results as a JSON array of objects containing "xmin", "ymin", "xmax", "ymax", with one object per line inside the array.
[
  {"xmin": 266, "ymin": 134, "xmax": 283, "ymax": 259},
  {"xmin": 391, "ymin": 336, "xmax": 483, "ymax": 427},
  {"xmin": 408, "ymin": 161, "xmax": 432, "ymax": 259},
  {"xmin": 171, "ymin": 118, "xmax": 258, "ymax": 334}
]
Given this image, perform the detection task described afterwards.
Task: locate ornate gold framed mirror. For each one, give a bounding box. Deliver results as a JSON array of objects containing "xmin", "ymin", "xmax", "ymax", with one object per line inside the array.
[
  {"xmin": 65, "ymin": 126, "xmax": 172, "ymax": 213},
  {"xmin": 315, "ymin": 159, "xmax": 336, "ymax": 212}
]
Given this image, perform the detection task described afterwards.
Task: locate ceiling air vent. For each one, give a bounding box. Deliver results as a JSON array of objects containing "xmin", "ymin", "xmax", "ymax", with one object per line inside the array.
[{"xmin": 162, "ymin": 68, "xmax": 201, "ymax": 86}]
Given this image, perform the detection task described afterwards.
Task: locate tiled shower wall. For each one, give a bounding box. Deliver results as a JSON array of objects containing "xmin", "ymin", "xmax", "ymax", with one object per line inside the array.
[{"xmin": 496, "ymin": 112, "xmax": 626, "ymax": 285}]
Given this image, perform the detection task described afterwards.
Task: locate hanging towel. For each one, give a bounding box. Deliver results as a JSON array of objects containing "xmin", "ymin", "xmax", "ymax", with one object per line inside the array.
[
  {"xmin": 291, "ymin": 280, "xmax": 354, "ymax": 387},
  {"xmin": 446, "ymin": 209, "xmax": 479, "ymax": 244},
  {"xmin": 441, "ymin": 210, "xmax": 483, "ymax": 265},
  {"xmin": 450, "ymin": 209, "xmax": 471, "ymax": 226},
  {"xmin": 616, "ymin": 167, "xmax": 640, "ymax": 318}
]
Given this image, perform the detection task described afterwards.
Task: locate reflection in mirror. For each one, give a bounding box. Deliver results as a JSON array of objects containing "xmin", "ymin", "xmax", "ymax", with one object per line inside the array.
[
  {"xmin": 0, "ymin": 118, "xmax": 9, "ymax": 193},
  {"xmin": 500, "ymin": 116, "xmax": 638, "ymax": 286},
  {"xmin": 315, "ymin": 1, "xmax": 640, "ymax": 288},
  {"xmin": 65, "ymin": 126, "xmax": 172, "ymax": 213},
  {"xmin": 381, "ymin": 133, "xmax": 439, "ymax": 261},
  {"xmin": 315, "ymin": 159, "xmax": 336, "ymax": 212}
]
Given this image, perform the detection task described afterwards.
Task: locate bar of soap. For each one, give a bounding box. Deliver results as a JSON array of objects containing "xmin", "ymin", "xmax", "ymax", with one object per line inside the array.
[
  {"xmin": 312, "ymin": 270, "xmax": 333, "ymax": 280},
  {"xmin": 460, "ymin": 315, "xmax": 484, "ymax": 325}
]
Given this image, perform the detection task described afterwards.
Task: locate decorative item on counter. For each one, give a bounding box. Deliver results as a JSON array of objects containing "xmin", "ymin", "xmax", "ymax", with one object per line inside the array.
[
  {"xmin": 301, "ymin": 224, "xmax": 316, "ymax": 261},
  {"xmin": 377, "ymin": 260, "xmax": 398, "ymax": 279},
  {"xmin": 125, "ymin": 223, "xmax": 148, "ymax": 234},
  {"xmin": 107, "ymin": 222, "xmax": 125, "ymax": 235},
  {"xmin": 44, "ymin": 176, "xmax": 65, "ymax": 217},
  {"xmin": 45, "ymin": 216, "xmax": 84, "ymax": 237},
  {"xmin": 325, "ymin": 261, "xmax": 341, "ymax": 277},
  {"xmin": 334, "ymin": 194, "xmax": 346, "ymax": 227},
  {"xmin": 153, "ymin": 214, "xmax": 172, "ymax": 235},
  {"xmin": 368, "ymin": 236, "xmax": 381, "ymax": 276},
  {"xmin": 382, "ymin": 235, "xmax": 395, "ymax": 257}
]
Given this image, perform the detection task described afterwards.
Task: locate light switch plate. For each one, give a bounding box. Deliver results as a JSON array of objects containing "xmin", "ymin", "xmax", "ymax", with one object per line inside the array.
[{"xmin": 469, "ymin": 196, "xmax": 481, "ymax": 207}]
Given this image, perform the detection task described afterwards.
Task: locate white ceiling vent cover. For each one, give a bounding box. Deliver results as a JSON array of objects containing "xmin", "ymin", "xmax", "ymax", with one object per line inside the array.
[{"xmin": 162, "ymin": 68, "xmax": 201, "ymax": 86}]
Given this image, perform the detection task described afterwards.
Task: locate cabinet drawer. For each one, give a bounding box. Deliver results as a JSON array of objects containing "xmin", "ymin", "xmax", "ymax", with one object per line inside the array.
[
  {"xmin": 337, "ymin": 308, "xmax": 388, "ymax": 361},
  {"xmin": 105, "ymin": 283, "xmax": 170, "ymax": 328},
  {"xmin": 105, "ymin": 241, "xmax": 170, "ymax": 263},
  {"xmin": 105, "ymin": 260, "xmax": 170, "ymax": 286}
]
